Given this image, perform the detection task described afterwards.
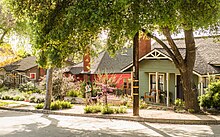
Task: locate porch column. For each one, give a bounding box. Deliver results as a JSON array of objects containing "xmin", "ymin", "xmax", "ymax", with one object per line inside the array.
[
  {"xmin": 156, "ymin": 72, "xmax": 159, "ymax": 103},
  {"xmin": 166, "ymin": 73, "xmax": 169, "ymax": 107},
  {"xmin": 200, "ymin": 77, "xmax": 204, "ymax": 95},
  {"xmin": 174, "ymin": 74, "xmax": 177, "ymax": 100}
]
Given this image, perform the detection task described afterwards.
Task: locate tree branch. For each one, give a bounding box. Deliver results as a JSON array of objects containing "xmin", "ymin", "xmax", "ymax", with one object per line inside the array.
[
  {"xmin": 146, "ymin": 32, "xmax": 180, "ymax": 68},
  {"xmin": 162, "ymin": 27, "xmax": 185, "ymax": 68},
  {"xmin": 0, "ymin": 29, "xmax": 8, "ymax": 44}
]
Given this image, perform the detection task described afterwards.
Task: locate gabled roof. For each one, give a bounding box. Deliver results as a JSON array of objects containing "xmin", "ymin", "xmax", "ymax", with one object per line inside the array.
[
  {"xmin": 193, "ymin": 38, "xmax": 220, "ymax": 74},
  {"xmin": 68, "ymin": 49, "xmax": 133, "ymax": 74},
  {"xmin": 3, "ymin": 56, "xmax": 38, "ymax": 72},
  {"xmin": 122, "ymin": 37, "xmax": 220, "ymax": 75},
  {"xmin": 121, "ymin": 49, "xmax": 173, "ymax": 72}
]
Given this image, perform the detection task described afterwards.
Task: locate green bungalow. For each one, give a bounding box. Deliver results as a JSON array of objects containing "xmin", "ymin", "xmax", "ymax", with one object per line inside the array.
[{"xmin": 122, "ymin": 37, "xmax": 220, "ymax": 106}]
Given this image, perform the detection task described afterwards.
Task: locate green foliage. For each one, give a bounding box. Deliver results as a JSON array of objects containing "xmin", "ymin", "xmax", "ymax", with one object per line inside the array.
[
  {"xmin": 50, "ymin": 100, "xmax": 73, "ymax": 110},
  {"xmin": 35, "ymin": 103, "xmax": 44, "ymax": 109},
  {"xmin": 139, "ymin": 100, "xmax": 148, "ymax": 109},
  {"xmin": 18, "ymin": 82, "xmax": 42, "ymax": 94},
  {"xmin": 113, "ymin": 106, "xmax": 127, "ymax": 114},
  {"xmin": 29, "ymin": 93, "xmax": 45, "ymax": 103},
  {"xmin": 35, "ymin": 101, "xmax": 73, "ymax": 110},
  {"xmin": 84, "ymin": 105, "xmax": 102, "ymax": 113},
  {"xmin": 0, "ymin": 101, "xmax": 15, "ymax": 107},
  {"xmin": 101, "ymin": 106, "xmax": 114, "ymax": 114},
  {"xmin": 66, "ymin": 90, "xmax": 82, "ymax": 98},
  {"xmin": 13, "ymin": 95, "xmax": 25, "ymax": 101},
  {"xmin": 174, "ymin": 98, "xmax": 185, "ymax": 108},
  {"xmin": 120, "ymin": 95, "xmax": 132, "ymax": 108},
  {"xmin": 0, "ymin": 89, "xmax": 21, "ymax": 100},
  {"xmin": 84, "ymin": 105, "xmax": 127, "ymax": 114},
  {"xmin": 199, "ymin": 81, "xmax": 220, "ymax": 109},
  {"xmin": 0, "ymin": 1, "xmax": 16, "ymax": 45},
  {"xmin": 1, "ymin": 95, "xmax": 13, "ymax": 100},
  {"xmin": 0, "ymin": 86, "xmax": 9, "ymax": 93},
  {"xmin": 188, "ymin": 109, "xmax": 195, "ymax": 113}
]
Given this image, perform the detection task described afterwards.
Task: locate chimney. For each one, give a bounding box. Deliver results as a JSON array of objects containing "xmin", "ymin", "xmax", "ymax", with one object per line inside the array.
[
  {"xmin": 83, "ymin": 48, "xmax": 90, "ymax": 73},
  {"xmin": 139, "ymin": 35, "xmax": 151, "ymax": 58}
]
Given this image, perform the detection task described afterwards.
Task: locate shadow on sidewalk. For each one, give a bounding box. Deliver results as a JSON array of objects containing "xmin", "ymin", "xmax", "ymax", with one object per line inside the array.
[{"xmin": 139, "ymin": 122, "xmax": 172, "ymax": 137}]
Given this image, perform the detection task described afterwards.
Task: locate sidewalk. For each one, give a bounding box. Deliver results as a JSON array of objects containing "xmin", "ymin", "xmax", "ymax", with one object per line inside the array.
[{"xmin": 1, "ymin": 100, "xmax": 220, "ymax": 125}]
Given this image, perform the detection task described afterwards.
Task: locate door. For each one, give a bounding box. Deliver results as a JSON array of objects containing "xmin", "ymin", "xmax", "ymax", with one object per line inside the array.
[{"xmin": 177, "ymin": 75, "xmax": 184, "ymax": 100}]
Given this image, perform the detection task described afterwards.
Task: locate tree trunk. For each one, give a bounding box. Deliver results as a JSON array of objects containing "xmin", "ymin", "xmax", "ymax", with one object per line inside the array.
[
  {"xmin": 181, "ymin": 29, "xmax": 200, "ymax": 112},
  {"xmin": 180, "ymin": 71, "xmax": 199, "ymax": 112},
  {"xmin": 43, "ymin": 68, "xmax": 53, "ymax": 110}
]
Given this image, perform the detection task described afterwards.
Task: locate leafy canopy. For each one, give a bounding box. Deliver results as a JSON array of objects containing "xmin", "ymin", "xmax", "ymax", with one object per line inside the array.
[{"xmin": 4, "ymin": 0, "xmax": 220, "ymax": 67}]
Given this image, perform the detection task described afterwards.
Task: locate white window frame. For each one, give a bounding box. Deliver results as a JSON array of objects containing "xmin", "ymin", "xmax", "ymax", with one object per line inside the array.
[
  {"xmin": 30, "ymin": 73, "xmax": 36, "ymax": 80},
  {"xmin": 149, "ymin": 73, "xmax": 165, "ymax": 93}
]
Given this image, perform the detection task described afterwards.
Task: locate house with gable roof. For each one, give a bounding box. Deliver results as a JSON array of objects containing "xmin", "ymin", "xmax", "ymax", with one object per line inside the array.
[
  {"xmin": 64, "ymin": 36, "xmax": 151, "ymax": 92},
  {"xmin": 122, "ymin": 36, "xmax": 220, "ymax": 105},
  {"xmin": 64, "ymin": 49, "xmax": 133, "ymax": 90},
  {"xmin": 1, "ymin": 56, "xmax": 46, "ymax": 87}
]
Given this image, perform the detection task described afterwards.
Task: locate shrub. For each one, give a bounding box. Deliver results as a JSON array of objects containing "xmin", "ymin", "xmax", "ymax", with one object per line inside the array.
[
  {"xmin": 35, "ymin": 103, "xmax": 44, "ymax": 109},
  {"xmin": 1, "ymin": 89, "xmax": 21, "ymax": 100},
  {"xmin": 140, "ymin": 100, "xmax": 148, "ymax": 109},
  {"xmin": 18, "ymin": 82, "xmax": 42, "ymax": 94},
  {"xmin": 84, "ymin": 105, "xmax": 127, "ymax": 114},
  {"xmin": 101, "ymin": 106, "xmax": 114, "ymax": 114},
  {"xmin": 114, "ymin": 106, "xmax": 127, "ymax": 114},
  {"xmin": 50, "ymin": 100, "xmax": 73, "ymax": 110},
  {"xmin": 29, "ymin": 93, "xmax": 45, "ymax": 103},
  {"xmin": 0, "ymin": 86, "xmax": 9, "ymax": 93},
  {"xmin": 188, "ymin": 109, "xmax": 195, "ymax": 113},
  {"xmin": 1, "ymin": 95, "xmax": 12, "ymax": 100},
  {"xmin": 50, "ymin": 101, "xmax": 62, "ymax": 110},
  {"xmin": 35, "ymin": 101, "xmax": 73, "ymax": 110},
  {"xmin": 59, "ymin": 101, "xmax": 73, "ymax": 109},
  {"xmin": 11, "ymin": 95, "xmax": 25, "ymax": 101},
  {"xmin": 174, "ymin": 98, "xmax": 185, "ymax": 108},
  {"xmin": 84, "ymin": 105, "xmax": 93, "ymax": 113},
  {"xmin": 13, "ymin": 96, "xmax": 21, "ymax": 101},
  {"xmin": 29, "ymin": 96, "xmax": 36, "ymax": 103},
  {"xmin": 66, "ymin": 90, "xmax": 82, "ymax": 98},
  {"xmin": 199, "ymin": 94, "xmax": 211, "ymax": 108},
  {"xmin": 84, "ymin": 105, "xmax": 102, "ymax": 113},
  {"xmin": 199, "ymin": 81, "xmax": 220, "ymax": 109}
]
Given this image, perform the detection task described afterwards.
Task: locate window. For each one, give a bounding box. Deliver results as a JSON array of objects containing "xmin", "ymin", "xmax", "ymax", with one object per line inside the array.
[
  {"xmin": 123, "ymin": 78, "xmax": 127, "ymax": 89},
  {"xmin": 30, "ymin": 73, "xmax": 36, "ymax": 80},
  {"xmin": 149, "ymin": 73, "xmax": 164, "ymax": 91}
]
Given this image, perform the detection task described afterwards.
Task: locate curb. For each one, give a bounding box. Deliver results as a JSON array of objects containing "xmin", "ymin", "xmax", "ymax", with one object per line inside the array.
[{"xmin": 1, "ymin": 107, "xmax": 220, "ymax": 125}]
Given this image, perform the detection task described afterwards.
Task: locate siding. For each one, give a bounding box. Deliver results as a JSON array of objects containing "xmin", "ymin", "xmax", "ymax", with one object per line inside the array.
[{"xmin": 139, "ymin": 59, "xmax": 180, "ymax": 102}]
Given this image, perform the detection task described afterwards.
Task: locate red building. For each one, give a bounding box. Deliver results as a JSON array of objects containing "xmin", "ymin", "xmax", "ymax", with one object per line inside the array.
[{"xmin": 64, "ymin": 35, "xmax": 151, "ymax": 94}]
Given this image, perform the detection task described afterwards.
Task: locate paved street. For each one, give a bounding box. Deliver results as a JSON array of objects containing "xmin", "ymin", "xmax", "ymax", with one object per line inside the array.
[{"xmin": 0, "ymin": 110, "xmax": 220, "ymax": 137}]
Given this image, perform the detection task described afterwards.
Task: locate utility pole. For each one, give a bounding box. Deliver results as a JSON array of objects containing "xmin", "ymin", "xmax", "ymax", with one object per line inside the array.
[{"xmin": 133, "ymin": 31, "xmax": 139, "ymax": 116}]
